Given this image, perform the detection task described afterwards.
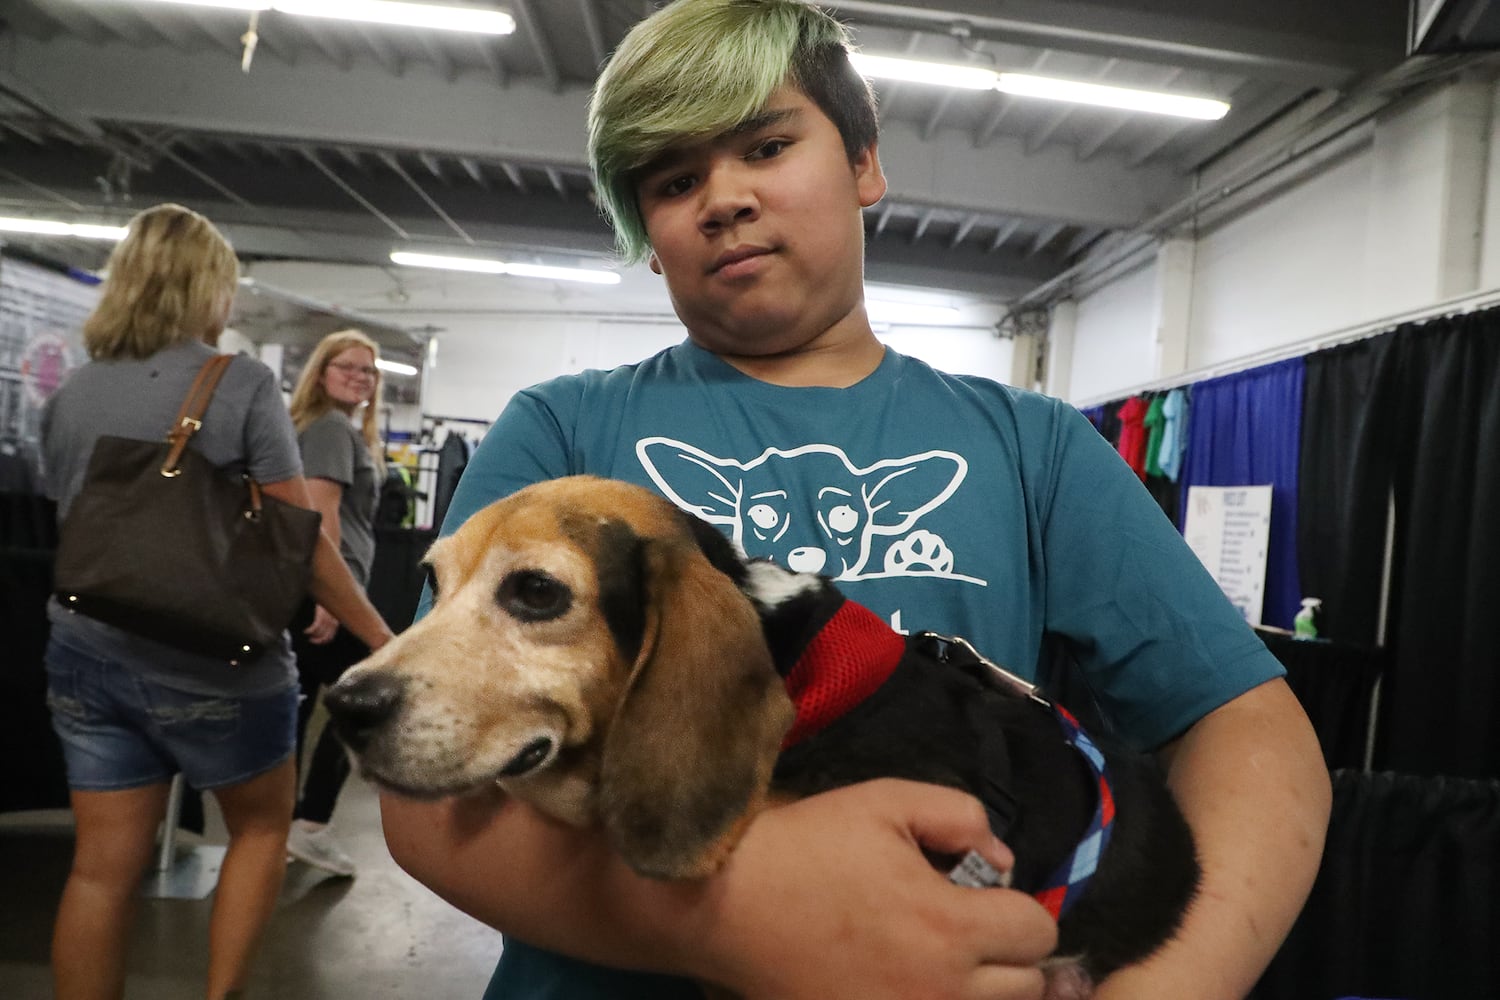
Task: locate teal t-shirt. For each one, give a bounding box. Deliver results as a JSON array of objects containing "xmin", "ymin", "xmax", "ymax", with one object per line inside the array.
[{"xmin": 430, "ymin": 341, "xmax": 1282, "ymax": 1000}]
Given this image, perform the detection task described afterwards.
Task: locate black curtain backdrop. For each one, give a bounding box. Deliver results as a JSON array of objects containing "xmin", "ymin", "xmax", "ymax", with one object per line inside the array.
[
  {"xmin": 1298, "ymin": 333, "xmax": 1401, "ymax": 646},
  {"xmin": 1, "ymin": 490, "xmax": 200, "ymax": 830},
  {"xmin": 368, "ymin": 526, "xmax": 438, "ymax": 632},
  {"xmin": 1299, "ymin": 308, "xmax": 1500, "ymax": 779},
  {"xmin": 0, "ymin": 492, "xmax": 68, "ymax": 814},
  {"xmin": 1254, "ymin": 769, "xmax": 1500, "ymax": 1000},
  {"xmin": 1259, "ymin": 632, "xmax": 1385, "ymax": 771}
]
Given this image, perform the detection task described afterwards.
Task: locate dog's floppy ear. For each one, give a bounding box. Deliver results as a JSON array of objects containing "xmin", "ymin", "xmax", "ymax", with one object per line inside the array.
[{"xmin": 598, "ymin": 537, "xmax": 793, "ymax": 879}]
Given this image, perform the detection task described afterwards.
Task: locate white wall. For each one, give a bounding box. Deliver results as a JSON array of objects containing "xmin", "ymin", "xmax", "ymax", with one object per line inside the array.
[
  {"xmin": 1067, "ymin": 261, "xmax": 1158, "ymax": 401},
  {"xmin": 420, "ymin": 315, "xmax": 684, "ymax": 423},
  {"xmin": 243, "ymin": 72, "xmax": 1498, "ymax": 414},
  {"xmin": 1189, "ymin": 148, "xmax": 1374, "ymax": 368},
  {"xmin": 245, "ymin": 260, "xmax": 1015, "ymax": 424},
  {"xmin": 1065, "ymin": 72, "xmax": 1500, "ymax": 405}
]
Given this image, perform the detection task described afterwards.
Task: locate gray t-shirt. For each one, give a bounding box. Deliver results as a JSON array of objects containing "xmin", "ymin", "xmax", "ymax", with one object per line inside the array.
[
  {"xmin": 298, "ymin": 410, "xmax": 378, "ymax": 587},
  {"xmin": 40, "ymin": 339, "xmax": 303, "ymax": 697}
]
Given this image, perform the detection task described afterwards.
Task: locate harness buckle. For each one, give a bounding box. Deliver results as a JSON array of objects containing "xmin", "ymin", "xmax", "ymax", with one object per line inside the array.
[{"xmin": 915, "ymin": 631, "xmax": 1052, "ymax": 709}]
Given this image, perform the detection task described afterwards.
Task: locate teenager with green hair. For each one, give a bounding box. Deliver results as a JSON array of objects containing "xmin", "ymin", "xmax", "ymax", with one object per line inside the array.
[{"xmin": 381, "ymin": 2, "xmax": 1330, "ymax": 998}]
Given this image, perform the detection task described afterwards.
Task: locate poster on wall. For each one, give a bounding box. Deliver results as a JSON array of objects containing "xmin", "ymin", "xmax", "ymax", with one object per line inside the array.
[
  {"xmin": 1182, "ymin": 484, "xmax": 1274, "ymax": 626},
  {"xmin": 0, "ymin": 255, "xmax": 98, "ymax": 488}
]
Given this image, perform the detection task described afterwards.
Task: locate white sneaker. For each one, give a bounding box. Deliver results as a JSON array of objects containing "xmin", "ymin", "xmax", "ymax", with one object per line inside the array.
[{"xmin": 286, "ymin": 819, "xmax": 357, "ymax": 877}]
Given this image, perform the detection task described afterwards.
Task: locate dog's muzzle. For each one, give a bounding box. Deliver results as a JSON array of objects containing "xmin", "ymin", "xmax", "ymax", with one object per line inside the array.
[{"xmin": 325, "ymin": 671, "xmax": 407, "ymax": 752}]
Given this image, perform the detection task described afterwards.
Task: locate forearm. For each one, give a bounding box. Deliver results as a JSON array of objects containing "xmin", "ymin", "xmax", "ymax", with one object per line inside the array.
[
  {"xmin": 306, "ymin": 477, "xmax": 343, "ymax": 560},
  {"xmin": 380, "ymin": 788, "xmax": 703, "ymax": 971},
  {"xmin": 261, "ymin": 475, "xmax": 392, "ymax": 649},
  {"xmin": 380, "ymin": 780, "xmax": 1056, "ymax": 999},
  {"xmin": 308, "ymin": 531, "xmax": 392, "ymax": 650},
  {"xmin": 1095, "ymin": 678, "xmax": 1331, "ymax": 999}
]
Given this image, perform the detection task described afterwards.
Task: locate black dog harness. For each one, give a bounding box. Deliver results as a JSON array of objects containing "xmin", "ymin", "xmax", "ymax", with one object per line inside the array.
[{"xmin": 777, "ymin": 600, "xmax": 1117, "ymax": 920}]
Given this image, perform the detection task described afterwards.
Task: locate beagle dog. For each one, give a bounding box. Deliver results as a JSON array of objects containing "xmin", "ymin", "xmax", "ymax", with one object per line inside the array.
[{"xmin": 326, "ymin": 475, "xmax": 1199, "ymax": 997}]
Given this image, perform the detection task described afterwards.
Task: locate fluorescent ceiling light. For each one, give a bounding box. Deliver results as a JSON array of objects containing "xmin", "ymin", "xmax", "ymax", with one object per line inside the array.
[
  {"xmin": 501, "ymin": 262, "xmax": 622, "ymax": 284},
  {"xmin": 127, "ymin": 0, "xmax": 516, "ymax": 34},
  {"xmin": 847, "ymin": 53, "xmax": 997, "ymax": 90},
  {"xmin": 997, "ymin": 73, "xmax": 1228, "ymax": 121},
  {"xmin": 0, "ymin": 217, "xmax": 129, "ymax": 240},
  {"xmin": 390, "ymin": 251, "xmax": 622, "ymax": 285},
  {"xmin": 849, "ymin": 53, "xmax": 1229, "ymax": 121},
  {"xmin": 375, "ymin": 358, "xmax": 419, "ymax": 376}
]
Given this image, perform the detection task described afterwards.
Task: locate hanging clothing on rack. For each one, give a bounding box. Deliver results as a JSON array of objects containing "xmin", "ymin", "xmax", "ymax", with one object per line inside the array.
[
  {"xmin": 1115, "ymin": 395, "xmax": 1149, "ymax": 480},
  {"xmin": 430, "ymin": 430, "xmax": 473, "ymax": 532},
  {"xmin": 1158, "ymin": 388, "xmax": 1189, "ymax": 482},
  {"xmin": 1143, "ymin": 394, "xmax": 1166, "ymax": 478}
]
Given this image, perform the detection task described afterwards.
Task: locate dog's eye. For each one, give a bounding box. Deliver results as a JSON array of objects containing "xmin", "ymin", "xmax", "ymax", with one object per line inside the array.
[{"xmin": 497, "ymin": 570, "xmax": 572, "ymax": 621}]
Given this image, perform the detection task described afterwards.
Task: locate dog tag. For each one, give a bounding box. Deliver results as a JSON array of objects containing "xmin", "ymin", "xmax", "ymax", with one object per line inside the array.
[{"xmin": 947, "ymin": 850, "xmax": 1008, "ymax": 889}]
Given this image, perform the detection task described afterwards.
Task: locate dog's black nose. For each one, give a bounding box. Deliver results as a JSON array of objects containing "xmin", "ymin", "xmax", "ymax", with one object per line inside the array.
[
  {"xmin": 324, "ymin": 672, "xmax": 406, "ymax": 752},
  {"xmin": 498, "ymin": 737, "xmax": 555, "ymax": 778}
]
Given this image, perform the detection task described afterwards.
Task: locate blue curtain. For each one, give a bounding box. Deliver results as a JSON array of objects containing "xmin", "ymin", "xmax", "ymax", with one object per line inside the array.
[{"xmin": 1178, "ymin": 357, "xmax": 1305, "ymax": 630}]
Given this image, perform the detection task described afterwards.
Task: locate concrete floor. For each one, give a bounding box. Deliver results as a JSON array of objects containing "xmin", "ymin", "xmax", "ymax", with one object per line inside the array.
[{"xmin": 0, "ymin": 772, "xmax": 504, "ymax": 999}]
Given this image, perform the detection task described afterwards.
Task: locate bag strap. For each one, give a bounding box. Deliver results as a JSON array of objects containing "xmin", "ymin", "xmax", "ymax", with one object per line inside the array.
[{"xmin": 161, "ymin": 354, "xmax": 234, "ymax": 477}]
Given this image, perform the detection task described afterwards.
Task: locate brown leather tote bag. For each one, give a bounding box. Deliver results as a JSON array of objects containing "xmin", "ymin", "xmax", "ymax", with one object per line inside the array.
[{"xmin": 53, "ymin": 355, "xmax": 321, "ymax": 664}]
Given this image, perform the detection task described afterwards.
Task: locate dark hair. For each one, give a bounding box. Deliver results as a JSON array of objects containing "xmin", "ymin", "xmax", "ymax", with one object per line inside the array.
[
  {"xmin": 588, "ymin": 0, "xmax": 879, "ymax": 262},
  {"xmin": 791, "ymin": 38, "xmax": 879, "ymax": 164}
]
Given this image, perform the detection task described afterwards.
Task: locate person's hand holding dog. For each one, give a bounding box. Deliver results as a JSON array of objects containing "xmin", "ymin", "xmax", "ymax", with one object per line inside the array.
[{"xmin": 679, "ymin": 779, "xmax": 1058, "ymax": 1000}]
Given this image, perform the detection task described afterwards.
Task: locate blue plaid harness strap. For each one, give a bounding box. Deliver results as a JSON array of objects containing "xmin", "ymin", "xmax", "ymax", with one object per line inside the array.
[
  {"xmin": 1032, "ymin": 703, "xmax": 1116, "ymax": 919},
  {"xmin": 914, "ymin": 633, "xmax": 1117, "ymax": 920}
]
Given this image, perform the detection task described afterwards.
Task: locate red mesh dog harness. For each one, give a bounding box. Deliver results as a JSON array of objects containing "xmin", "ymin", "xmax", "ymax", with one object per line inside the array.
[
  {"xmin": 777, "ymin": 604, "xmax": 1116, "ymax": 920},
  {"xmin": 780, "ymin": 600, "xmax": 905, "ymax": 748}
]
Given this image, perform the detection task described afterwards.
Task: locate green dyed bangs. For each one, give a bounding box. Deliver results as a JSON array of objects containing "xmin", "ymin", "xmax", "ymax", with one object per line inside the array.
[{"xmin": 588, "ymin": 0, "xmax": 862, "ymax": 263}]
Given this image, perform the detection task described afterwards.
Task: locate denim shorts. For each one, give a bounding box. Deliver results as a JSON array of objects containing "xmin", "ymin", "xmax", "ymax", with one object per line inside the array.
[{"xmin": 44, "ymin": 636, "xmax": 298, "ymax": 792}]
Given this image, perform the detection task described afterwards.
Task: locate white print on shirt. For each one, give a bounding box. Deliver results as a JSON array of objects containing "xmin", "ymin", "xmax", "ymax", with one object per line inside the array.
[{"xmin": 637, "ymin": 437, "xmax": 987, "ymax": 586}]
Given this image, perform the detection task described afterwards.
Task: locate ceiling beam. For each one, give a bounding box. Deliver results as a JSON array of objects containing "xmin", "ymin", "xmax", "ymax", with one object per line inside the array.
[
  {"xmin": 3, "ymin": 33, "xmax": 1186, "ymax": 230},
  {"xmin": 4, "ymin": 34, "xmax": 586, "ymax": 164},
  {"xmin": 577, "ymin": 0, "xmax": 609, "ymax": 70},
  {"xmin": 512, "ymin": 0, "xmax": 562, "ymax": 93}
]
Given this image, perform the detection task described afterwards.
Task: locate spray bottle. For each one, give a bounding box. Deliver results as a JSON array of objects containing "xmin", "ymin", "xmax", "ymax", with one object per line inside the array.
[{"xmin": 1293, "ymin": 598, "xmax": 1322, "ymax": 640}]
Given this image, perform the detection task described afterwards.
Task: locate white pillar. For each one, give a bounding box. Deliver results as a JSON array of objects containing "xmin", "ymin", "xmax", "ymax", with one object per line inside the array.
[
  {"xmin": 1151, "ymin": 237, "xmax": 1195, "ymax": 380},
  {"xmin": 258, "ymin": 341, "xmax": 285, "ymax": 380},
  {"xmin": 1009, "ymin": 331, "xmax": 1040, "ymax": 392},
  {"xmin": 1480, "ymin": 75, "xmax": 1500, "ymax": 290},
  {"xmin": 1045, "ymin": 299, "xmax": 1078, "ymax": 400}
]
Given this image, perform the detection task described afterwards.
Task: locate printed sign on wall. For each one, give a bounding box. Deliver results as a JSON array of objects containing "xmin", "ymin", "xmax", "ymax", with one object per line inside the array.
[{"xmin": 1182, "ymin": 484, "xmax": 1274, "ymax": 626}]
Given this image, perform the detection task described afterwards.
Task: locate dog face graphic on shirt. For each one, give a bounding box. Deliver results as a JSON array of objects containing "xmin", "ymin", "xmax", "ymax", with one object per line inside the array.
[{"xmin": 636, "ymin": 437, "xmax": 975, "ymax": 582}]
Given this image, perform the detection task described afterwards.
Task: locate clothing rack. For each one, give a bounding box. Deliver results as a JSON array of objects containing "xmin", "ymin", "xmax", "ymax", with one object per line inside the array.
[
  {"xmin": 1073, "ymin": 284, "xmax": 1500, "ymax": 409},
  {"xmin": 421, "ymin": 414, "xmax": 492, "ymax": 431},
  {"xmin": 409, "ymin": 415, "xmax": 491, "ymax": 529}
]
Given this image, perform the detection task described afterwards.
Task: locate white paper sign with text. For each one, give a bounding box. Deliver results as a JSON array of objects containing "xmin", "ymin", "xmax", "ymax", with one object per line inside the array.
[{"xmin": 1182, "ymin": 484, "xmax": 1273, "ymax": 626}]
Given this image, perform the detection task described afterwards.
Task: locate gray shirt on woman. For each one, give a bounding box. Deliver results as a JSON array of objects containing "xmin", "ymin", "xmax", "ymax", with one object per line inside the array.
[{"xmin": 298, "ymin": 410, "xmax": 378, "ymax": 587}]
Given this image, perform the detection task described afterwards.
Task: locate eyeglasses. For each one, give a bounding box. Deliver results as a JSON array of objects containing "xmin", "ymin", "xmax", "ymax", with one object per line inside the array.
[{"xmin": 327, "ymin": 362, "xmax": 379, "ymax": 378}]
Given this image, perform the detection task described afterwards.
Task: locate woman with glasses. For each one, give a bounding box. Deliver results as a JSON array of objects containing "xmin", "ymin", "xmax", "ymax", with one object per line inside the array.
[{"xmin": 284, "ymin": 330, "xmax": 386, "ymax": 877}]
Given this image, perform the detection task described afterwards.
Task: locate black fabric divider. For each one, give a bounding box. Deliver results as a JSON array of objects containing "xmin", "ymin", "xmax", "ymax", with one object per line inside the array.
[
  {"xmin": 1297, "ymin": 334, "xmax": 1402, "ymax": 647},
  {"xmin": 0, "ymin": 545, "xmax": 69, "ymax": 814},
  {"xmin": 0, "ymin": 491, "xmax": 207, "ymax": 830},
  {"xmin": 1259, "ymin": 632, "xmax": 1384, "ymax": 772},
  {"xmin": 1299, "ymin": 308, "xmax": 1500, "ymax": 779},
  {"xmin": 368, "ymin": 527, "xmax": 438, "ymax": 632},
  {"xmin": 1254, "ymin": 769, "xmax": 1500, "ymax": 1000}
]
